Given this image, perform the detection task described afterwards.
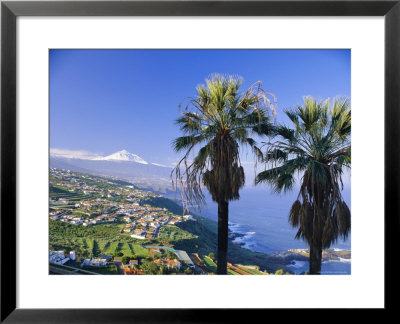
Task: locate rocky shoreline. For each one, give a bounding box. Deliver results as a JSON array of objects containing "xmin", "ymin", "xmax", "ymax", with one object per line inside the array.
[
  {"xmin": 270, "ymin": 248, "xmax": 351, "ymax": 263},
  {"xmin": 228, "ymin": 231, "xmax": 246, "ymax": 245}
]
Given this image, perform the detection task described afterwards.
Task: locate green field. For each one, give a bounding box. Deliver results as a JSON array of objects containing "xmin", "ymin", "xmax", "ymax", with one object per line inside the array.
[
  {"xmin": 49, "ymin": 220, "xmax": 150, "ymax": 259},
  {"xmin": 235, "ymin": 265, "xmax": 267, "ymax": 275},
  {"xmin": 49, "ymin": 185, "xmax": 89, "ymax": 202},
  {"xmin": 158, "ymin": 225, "xmax": 197, "ymax": 242},
  {"xmin": 49, "ymin": 170, "xmax": 293, "ymax": 274},
  {"xmin": 203, "ymin": 256, "xmax": 217, "ymax": 273}
]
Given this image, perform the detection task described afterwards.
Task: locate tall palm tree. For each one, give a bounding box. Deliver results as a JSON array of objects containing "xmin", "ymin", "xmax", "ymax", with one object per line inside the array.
[
  {"xmin": 256, "ymin": 97, "xmax": 351, "ymax": 274},
  {"xmin": 172, "ymin": 74, "xmax": 276, "ymax": 274}
]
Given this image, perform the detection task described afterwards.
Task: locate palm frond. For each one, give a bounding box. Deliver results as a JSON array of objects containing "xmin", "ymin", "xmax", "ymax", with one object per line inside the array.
[
  {"xmin": 256, "ymin": 95, "xmax": 351, "ymax": 249},
  {"xmin": 172, "ymin": 74, "xmax": 276, "ymax": 209}
]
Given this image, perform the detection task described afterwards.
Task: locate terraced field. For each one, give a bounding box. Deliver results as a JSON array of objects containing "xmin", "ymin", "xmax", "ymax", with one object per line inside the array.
[
  {"xmin": 200, "ymin": 256, "xmax": 267, "ymax": 275},
  {"xmin": 50, "ymin": 185, "xmax": 88, "ymax": 202},
  {"xmin": 236, "ymin": 264, "xmax": 268, "ymax": 275},
  {"xmin": 99, "ymin": 241, "xmax": 149, "ymax": 257},
  {"xmin": 203, "ymin": 256, "xmax": 217, "ymax": 273},
  {"xmin": 227, "ymin": 263, "xmax": 250, "ymax": 275}
]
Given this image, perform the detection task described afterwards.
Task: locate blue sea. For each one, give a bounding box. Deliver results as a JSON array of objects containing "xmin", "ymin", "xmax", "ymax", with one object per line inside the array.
[{"xmin": 194, "ymin": 186, "xmax": 351, "ymax": 275}]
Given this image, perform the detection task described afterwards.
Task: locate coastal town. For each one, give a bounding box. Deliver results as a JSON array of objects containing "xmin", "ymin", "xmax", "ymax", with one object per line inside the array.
[
  {"xmin": 50, "ymin": 168, "xmax": 192, "ymax": 239},
  {"xmin": 49, "ymin": 168, "xmax": 199, "ymax": 275},
  {"xmin": 49, "ymin": 168, "xmax": 271, "ymax": 275}
]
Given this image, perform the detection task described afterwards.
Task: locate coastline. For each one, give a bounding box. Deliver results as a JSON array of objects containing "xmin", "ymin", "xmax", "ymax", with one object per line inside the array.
[{"xmin": 228, "ymin": 222, "xmax": 351, "ymax": 275}]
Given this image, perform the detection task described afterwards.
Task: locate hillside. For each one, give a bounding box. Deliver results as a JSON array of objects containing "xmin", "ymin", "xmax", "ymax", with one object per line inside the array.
[
  {"xmin": 142, "ymin": 197, "xmax": 292, "ymax": 273},
  {"xmin": 49, "ymin": 169, "xmax": 292, "ymax": 274}
]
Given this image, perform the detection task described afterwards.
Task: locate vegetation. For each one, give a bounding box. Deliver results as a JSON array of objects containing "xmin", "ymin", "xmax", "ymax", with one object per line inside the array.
[
  {"xmin": 49, "ymin": 220, "xmax": 150, "ymax": 260},
  {"xmin": 140, "ymin": 259, "xmax": 159, "ymax": 275},
  {"xmin": 92, "ymin": 240, "xmax": 101, "ymax": 257},
  {"xmin": 256, "ymin": 97, "xmax": 351, "ymax": 274},
  {"xmin": 203, "ymin": 256, "xmax": 217, "ymax": 273},
  {"xmin": 158, "ymin": 225, "xmax": 197, "ymax": 242},
  {"xmin": 85, "ymin": 264, "xmax": 118, "ymax": 275},
  {"xmin": 142, "ymin": 196, "xmax": 183, "ymax": 215},
  {"xmin": 172, "ymin": 74, "xmax": 276, "ymax": 274}
]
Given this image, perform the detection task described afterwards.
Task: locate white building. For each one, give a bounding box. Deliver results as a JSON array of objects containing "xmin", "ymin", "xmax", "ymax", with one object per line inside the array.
[
  {"xmin": 69, "ymin": 251, "xmax": 76, "ymax": 261},
  {"xmin": 81, "ymin": 258, "xmax": 107, "ymax": 267},
  {"xmin": 131, "ymin": 234, "xmax": 146, "ymax": 240},
  {"xmin": 49, "ymin": 251, "xmax": 70, "ymax": 265},
  {"xmin": 183, "ymin": 215, "xmax": 194, "ymax": 221}
]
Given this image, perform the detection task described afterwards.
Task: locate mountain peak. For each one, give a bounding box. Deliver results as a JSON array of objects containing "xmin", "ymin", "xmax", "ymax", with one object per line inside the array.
[{"xmin": 93, "ymin": 150, "xmax": 148, "ymax": 164}]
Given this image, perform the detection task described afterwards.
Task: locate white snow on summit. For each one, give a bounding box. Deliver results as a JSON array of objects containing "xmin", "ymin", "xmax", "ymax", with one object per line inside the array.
[{"xmin": 93, "ymin": 150, "xmax": 148, "ymax": 164}]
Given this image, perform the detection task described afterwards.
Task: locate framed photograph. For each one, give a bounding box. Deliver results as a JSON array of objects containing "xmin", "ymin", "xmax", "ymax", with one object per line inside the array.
[{"xmin": 1, "ymin": 0, "xmax": 398, "ymax": 322}]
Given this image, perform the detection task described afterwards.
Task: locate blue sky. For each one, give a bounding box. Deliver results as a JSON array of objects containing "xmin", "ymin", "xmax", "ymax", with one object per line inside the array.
[{"xmin": 50, "ymin": 49, "xmax": 351, "ymax": 166}]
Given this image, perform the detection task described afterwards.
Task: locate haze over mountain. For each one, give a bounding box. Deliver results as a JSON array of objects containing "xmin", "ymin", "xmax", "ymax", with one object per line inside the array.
[{"xmin": 50, "ymin": 149, "xmax": 174, "ymax": 192}]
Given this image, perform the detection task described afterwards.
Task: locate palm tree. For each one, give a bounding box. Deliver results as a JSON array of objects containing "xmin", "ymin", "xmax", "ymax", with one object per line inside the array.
[
  {"xmin": 256, "ymin": 97, "xmax": 351, "ymax": 274},
  {"xmin": 172, "ymin": 74, "xmax": 276, "ymax": 274}
]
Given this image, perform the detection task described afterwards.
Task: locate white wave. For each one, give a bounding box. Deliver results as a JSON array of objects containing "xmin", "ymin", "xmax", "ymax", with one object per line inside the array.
[
  {"xmin": 228, "ymin": 223, "xmax": 248, "ymax": 234},
  {"xmin": 232, "ymin": 231, "xmax": 257, "ymax": 249},
  {"xmin": 338, "ymin": 257, "xmax": 351, "ymax": 263},
  {"xmin": 287, "ymin": 260, "xmax": 307, "ymax": 268},
  {"xmin": 322, "ymin": 257, "xmax": 351, "ymax": 264}
]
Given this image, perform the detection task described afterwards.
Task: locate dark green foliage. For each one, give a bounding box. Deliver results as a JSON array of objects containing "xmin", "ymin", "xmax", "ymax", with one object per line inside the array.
[
  {"xmin": 158, "ymin": 225, "xmax": 197, "ymax": 242},
  {"xmin": 140, "ymin": 260, "xmax": 159, "ymax": 275},
  {"xmin": 256, "ymin": 97, "xmax": 351, "ymax": 274},
  {"xmin": 85, "ymin": 264, "xmax": 118, "ymax": 275},
  {"xmin": 172, "ymin": 74, "xmax": 276, "ymax": 274},
  {"xmin": 142, "ymin": 196, "xmax": 183, "ymax": 215},
  {"xmin": 115, "ymin": 242, "xmax": 123, "ymax": 253},
  {"xmin": 92, "ymin": 240, "xmax": 101, "ymax": 257},
  {"xmin": 82, "ymin": 239, "xmax": 88, "ymax": 249},
  {"xmin": 104, "ymin": 241, "xmax": 111, "ymax": 250},
  {"xmin": 121, "ymin": 256, "xmax": 131, "ymax": 264},
  {"xmin": 172, "ymin": 74, "xmax": 275, "ymax": 208}
]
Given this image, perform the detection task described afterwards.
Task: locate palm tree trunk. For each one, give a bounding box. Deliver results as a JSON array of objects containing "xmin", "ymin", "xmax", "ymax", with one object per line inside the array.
[
  {"xmin": 217, "ymin": 200, "xmax": 229, "ymax": 274},
  {"xmin": 309, "ymin": 243, "xmax": 322, "ymax": 274}
]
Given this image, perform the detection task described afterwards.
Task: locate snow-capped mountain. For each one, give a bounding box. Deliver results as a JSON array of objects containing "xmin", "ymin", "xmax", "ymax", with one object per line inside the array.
[
  {"xmin": 93, "ymin": 150, "xmax": 148, "ymax": 164},
  {"xmin": 50, "ymin": 149, "xmax": 173, "ymax": 190}
]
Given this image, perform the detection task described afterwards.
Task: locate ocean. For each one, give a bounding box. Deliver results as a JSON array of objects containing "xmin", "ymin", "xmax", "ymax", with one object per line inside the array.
[{"xmin": 194, "ymin": 186, "xmax": 351, "ymax": 275}]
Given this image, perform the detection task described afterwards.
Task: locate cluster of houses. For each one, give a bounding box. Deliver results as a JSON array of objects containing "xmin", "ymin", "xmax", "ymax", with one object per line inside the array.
[
  {"xmin": 50, "ymin": 170, "xmax": 196, "ymax": 237},
  {"xmin": 49, "ymin": 211, "xmax": 117, "ymax": 226},
  {"xmin": 81, "ymin": 258, "xmax": 107, "ymax": 267},
  {"xmin": 50, "ymin": 169, "xmax": 193, "ymax": 234},
  {"xmin": 154, "ymin": 259, "xmax": 182, "ymax": 270},
  {"xmin": 80, "ymin": 254, "xmax": 113, "ymax": 267},
  {"xmin": 49, "ymin": 169, "xmax": 199, "ymax": 274},
  {"xmin": 123, "ymin": 260, "xmax": 143, "ymax": 275},
  {"xmin": 49, "ymin": 248, "xmax": 193, "ymax": 274}
]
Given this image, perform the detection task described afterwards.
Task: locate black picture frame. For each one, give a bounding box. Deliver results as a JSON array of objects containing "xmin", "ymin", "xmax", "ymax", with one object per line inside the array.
[{"xmin": 1, "ymin": 0, "xmax": 399, "ymax": 322}]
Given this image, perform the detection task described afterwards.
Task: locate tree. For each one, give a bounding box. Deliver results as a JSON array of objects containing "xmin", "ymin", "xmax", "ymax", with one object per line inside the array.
[
  {"xmin": 173, "ymin": 74, "xmax": 276, "ymax": 274},
  {"xmin": 91, "ymin": 240, "xmax": 101, "ymax": 258},
  {"xmin": 256, "ymin": 97, "xmax": 351, "ymax": 274},
  {"xmin": 140, "ymin": 260, "xmax": 159, "ymax": 275},
  {"xmin": 121, "ymin": 256, "xmax": 131, "ymax": 265}
]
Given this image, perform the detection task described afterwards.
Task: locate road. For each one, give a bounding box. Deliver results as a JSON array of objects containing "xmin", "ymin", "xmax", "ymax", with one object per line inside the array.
[{"xmin": 112, "ymin": 261, "xmax": 126, "ymax": 275}]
